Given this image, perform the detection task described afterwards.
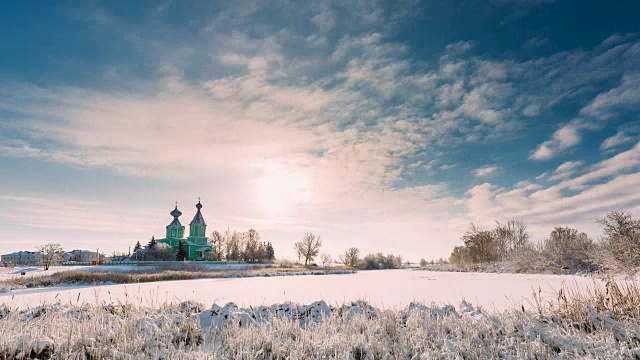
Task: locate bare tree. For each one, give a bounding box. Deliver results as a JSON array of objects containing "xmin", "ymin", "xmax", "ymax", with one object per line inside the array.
[
  {"xmin": 419, "ymin": 258, "xmax": 427, "ymax": 267},
  {"xmin": 597, "ymin": 210, "xmax": 640, "ymax": 238},
  {"xmin": 243, "ymin": 229, "xmax": 260, "ymax": 262},
  {"xmin": 223, "ymin": 228, "xmax": 233, "ymax": 260},
  {"xmin": 449, "ymin": 245, "xmax": 470, "ymax": 266},
  {"xmin": 294, "ymin": 242, "xmax": 304, "ymax": 264},
  {"xmin": 340, "ymin": 247, "xmax": 360, "ymax": 267},
  {"xmin": 320, "ymin": 253, "xmax": 332, "ymax": 268},
  {"xmin": 209, "ymin": 231, "xmax": 224, "ymax": 261},
  {"xmin": 494, "ymin": 219, "xmax": 529, "ymax": 260},
  {"xmin": 295, "ymin": 233, "xmax": 322, "ymax": 266},
  {"xmin": 462, "ymin": 224, "xmax": 498, "ymax": 265},
  {"xmin": 36, "ymin": 243, "xmax": 64, "ymax": 270},
  {"xmin": 225, "ymin": 231, "xmax": 244, "ymax": 261}
]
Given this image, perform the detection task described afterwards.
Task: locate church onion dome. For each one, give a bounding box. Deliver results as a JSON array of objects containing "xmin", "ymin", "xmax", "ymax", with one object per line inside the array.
[
  {"xmin": 190, "ymin": 200, "xmax": 206, "ymax": 225},
  {"xmin": 168, "ymin": 204, "xmax": 183, "ymax": 228},
  {"xmin": 170, "ymin": 205, "xmax": 182, "ymax": 218}
]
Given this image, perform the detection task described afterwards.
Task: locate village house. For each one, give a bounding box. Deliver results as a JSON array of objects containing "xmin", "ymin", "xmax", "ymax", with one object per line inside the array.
[
  {"xmin": 1, "ymin": 249, "xmax": 105, "ymax": 266},
  {"xmin": 0, "ymin": 251, "xmax": 40, "ymax": 266},
  {"xmin": 64, "ymin": 250, "xmax": 105, "ymax": 263}
]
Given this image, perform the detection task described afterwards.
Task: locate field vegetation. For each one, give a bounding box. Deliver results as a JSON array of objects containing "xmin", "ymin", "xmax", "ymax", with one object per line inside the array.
[
  {"xmin": 446, "ymin": 210, "xmax": 640, "ymax": 276},
  {"xmin": 0, "ymin": 279, "xmax": 639, "ymax": 359},
  {"xmin": 1, "ymin": 263, "xmax": 354, "ymax": 290}
]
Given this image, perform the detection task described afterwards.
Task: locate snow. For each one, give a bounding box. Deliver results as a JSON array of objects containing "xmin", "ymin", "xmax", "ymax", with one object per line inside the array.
[
  {"xmin": 0, "ymin": 269, "xmax": 602, "ymax": 310},
  {"xmin": 0, "ymin": 266, "xmax": 89, "ymax": 280},
  {"xmin": 1, "ymin": 268, "xmax": 638, "ymax": 358},
  {"xmin": 3, "ymin": 298, "xmax": 638, "ymax": 358}
]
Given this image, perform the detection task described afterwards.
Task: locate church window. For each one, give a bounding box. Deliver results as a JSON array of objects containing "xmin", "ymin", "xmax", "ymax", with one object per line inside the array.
[{"xmin": 171, "ymin": 229, "xmax": 176, "ymax": 237}]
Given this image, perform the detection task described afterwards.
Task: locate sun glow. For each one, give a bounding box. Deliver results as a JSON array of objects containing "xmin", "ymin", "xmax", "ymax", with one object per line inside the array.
[{"xmin": 255, "ymin": 168, "xmax": 310, "ymax": 216}]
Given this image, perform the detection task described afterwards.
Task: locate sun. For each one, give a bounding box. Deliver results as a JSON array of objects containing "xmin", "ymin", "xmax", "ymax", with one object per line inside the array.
[{"xmin": 255, "ymin": 168, "xmax": 309, "ymax": 216}]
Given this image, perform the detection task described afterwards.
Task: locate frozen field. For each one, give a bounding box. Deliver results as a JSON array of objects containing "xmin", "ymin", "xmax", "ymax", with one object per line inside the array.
[
  {"xmin": 0, "ymin": 266, "xmax": 92, "ymax": 280},
  {"xmin": 0, "ymin": 269, "xmax": 600, "ymax": 310}
]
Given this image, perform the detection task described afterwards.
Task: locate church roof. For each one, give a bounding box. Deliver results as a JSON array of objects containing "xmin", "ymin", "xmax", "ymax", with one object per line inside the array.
[
  {"xmin": 167, "ymin": 218, "xmax": 182, "ymax": 228},
  {"xmin": 190, "ymin": 200, "xmax": 206, "ymax": 225},
  {"xmin": 167, "ymin": 204, "xmax": 183, "ymax": 228}
]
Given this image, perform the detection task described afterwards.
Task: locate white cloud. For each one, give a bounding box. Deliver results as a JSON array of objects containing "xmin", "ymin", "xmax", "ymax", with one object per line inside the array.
[
  {"xmin": 522, "ymin": 104, "xmax": 541, "ymax": 117},
  {"xmin": 547, "ymin": 160, "xmax": 584, "ymax": 181},
  {"xmin": 530, "ymin": 120, "xmax": 583, "ymax": 160},
  {"xmin": 461, "ymin": 82, "xmax": 513, "ymax": 124},
  {"xmin": 311, "ymin": 4, "xmax": 335, "ymax": 32},
  {"xmin": 563, "ymin": 141, "xmax": 640, "ymax": 190},
  {"xmin": 580, "ymin": 74, "xmax": 640, "ymax": 120},
  {"xmin": 467, "ymin": 144, "xmax": 640, "ymax": 240},
  {"xmin": 530, "ymin": 144, "xmax": 554, "ymax": 160},
  {"xmin": 601, "ymin": 131, "xmax": 633, "ymax": 150},
  {"xmin": 0, "ymin": 194, "xmax": 161, "ymax": 248},
  {"xmin": 474, "ymin": 165, "xmax": 499, "ymax": 178},
  {"xmin": 439, "ymin": 163, "xmax": 457, "ymax": 170},
  {"xmin": 445, "ymin": 41, "xmax": 474, "ymax": 54},
  {"xmin": 437, "ymin": 80, "xmax": 464, "ymax": 108}
]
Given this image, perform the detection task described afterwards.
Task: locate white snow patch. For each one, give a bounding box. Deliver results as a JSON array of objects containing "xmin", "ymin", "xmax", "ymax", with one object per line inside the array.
[{"xmin": 1, "ymin": 269, "xmax": 604, "ymax": 311}]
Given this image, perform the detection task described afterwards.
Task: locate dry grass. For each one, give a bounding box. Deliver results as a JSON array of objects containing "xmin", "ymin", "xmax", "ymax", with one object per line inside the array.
[
  {"xmin": 1, "ymin": 279, "xmax": 640, "ymax": 359},
  {"xmin": 1, "ymin": 266, "xmax": 356, "ymax": 289},
  {"xmin": 532, "ymin": 277, "xmax": 640, "ymax": 323}
]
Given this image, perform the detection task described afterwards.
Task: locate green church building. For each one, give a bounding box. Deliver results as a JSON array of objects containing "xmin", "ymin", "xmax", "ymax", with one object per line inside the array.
[{"xmin": 157, "ymin": 200, "xmax": 213, "ymax": 260}]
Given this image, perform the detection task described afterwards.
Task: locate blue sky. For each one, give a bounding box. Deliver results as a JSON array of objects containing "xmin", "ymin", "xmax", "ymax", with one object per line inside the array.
[{"xmin": 1, "ymin": 0, "xmax": 640, "ymax": 260}]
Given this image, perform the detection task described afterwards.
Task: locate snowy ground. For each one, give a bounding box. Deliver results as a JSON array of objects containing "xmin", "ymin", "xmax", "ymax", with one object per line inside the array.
[
  {"xmin": 0, "ymin": 269, "xmax": 602, "ymax": 311},
  {"xmin": 3, "ymin": 269, "xmax": 637, "ymax": 358},
  {"xmin": 0, "ymin": 266, "xmax": 88, "ymax": 280},
  {"xmin": 5, "ymin": 297, "xmax": 640, "ymax": 359}
]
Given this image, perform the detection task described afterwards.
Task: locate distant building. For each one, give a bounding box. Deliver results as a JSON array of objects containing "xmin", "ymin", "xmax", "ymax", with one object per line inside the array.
[
  {"xmin": 156, "ymin": 200, "xmax": 213, "ymax": 260},
  {"xmin": 1, "ymin": 251, "xmax": 40, "ymax": 265},
  {"xmin": 65, "ymin": 250, "xmax": 105, "ymax": 262}
]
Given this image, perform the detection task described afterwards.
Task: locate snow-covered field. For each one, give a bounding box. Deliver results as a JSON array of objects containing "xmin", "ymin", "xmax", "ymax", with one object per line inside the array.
[
  {"xmin": 2, "ymin": 269, "xmax": 638, "ymax": 358},
  {"xmin": 0, "ymin": 266, "xmax": 90, "ymax": 280},
  {"xmin": 1, "ymin": 269, "xmax": 600, "ymax": 311}
]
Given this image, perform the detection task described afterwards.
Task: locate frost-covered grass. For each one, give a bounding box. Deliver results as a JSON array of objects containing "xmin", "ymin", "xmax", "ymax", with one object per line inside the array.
[
  {"xmin": 1, "ymin": 280, "xmax": 639, "ymax": 359},
  {"xmin": 532, "ymin": 277, "xmax": 640, "ymax": 325}
]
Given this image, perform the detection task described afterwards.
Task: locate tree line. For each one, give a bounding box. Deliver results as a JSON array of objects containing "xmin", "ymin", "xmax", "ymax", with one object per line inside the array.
[
  {"xmin": 133, "ymin": 228, "xmax": 276, "ymax": 263},
  {"xmin": 448, "ymin": 210, "xmax": 640, "ymax": 275},
  {"xmin": 291, "ymin": 232, "xmax": 403, "ymax": 270}
]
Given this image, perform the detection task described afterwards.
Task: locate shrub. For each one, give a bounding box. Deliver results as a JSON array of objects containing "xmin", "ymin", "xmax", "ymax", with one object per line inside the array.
[
  {"xmin": 340, "ymin": 248, "xmax": 360, "ymax": 268},
  {"xmin": 359, "ymin": 253, "xmax": 402, "ymax": 270}
]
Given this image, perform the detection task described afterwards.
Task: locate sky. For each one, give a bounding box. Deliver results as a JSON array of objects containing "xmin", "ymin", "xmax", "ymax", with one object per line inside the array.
[{"xmin": 1, "ymin": 0, "xmax": 640, "ymax": 261}]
